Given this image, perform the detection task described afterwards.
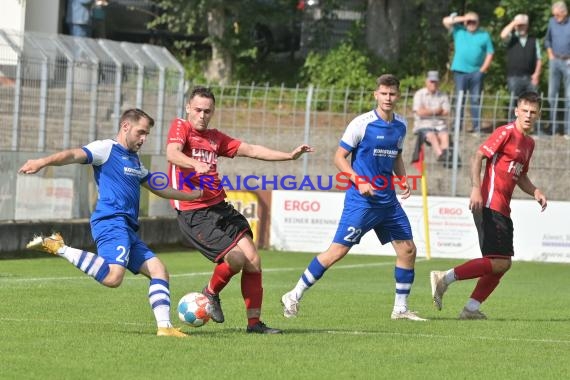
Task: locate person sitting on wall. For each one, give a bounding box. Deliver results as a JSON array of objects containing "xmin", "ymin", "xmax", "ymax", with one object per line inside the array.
[{"xmin": 413, "ymin": 71, "xmax": 453, "ymax": 165}]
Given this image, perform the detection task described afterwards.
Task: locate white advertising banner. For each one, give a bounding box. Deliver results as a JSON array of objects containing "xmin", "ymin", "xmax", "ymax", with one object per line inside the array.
[
  {"xmin": 15, "ymin": 176, "xmax": 74, "ymax": 219},
  {"xmin": 511, "ymin": 199, "xmax": 570, "ymax": 262},
  {"xmin": 270, "ymin": 191, "xmax": 570, "ymax": 262}
]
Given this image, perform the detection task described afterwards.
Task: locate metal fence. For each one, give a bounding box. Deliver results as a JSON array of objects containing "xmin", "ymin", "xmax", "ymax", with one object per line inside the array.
[
  {"xmin": 0, "ymin": 28, "xmax": 184, "ymax": 154},
  {"xmin": 1, "ymin": 29, "xmax": 570, "ymax": 222},
  {"xmin": 198, "ymin": 83, "xmax": 570, "ymax": 201}
]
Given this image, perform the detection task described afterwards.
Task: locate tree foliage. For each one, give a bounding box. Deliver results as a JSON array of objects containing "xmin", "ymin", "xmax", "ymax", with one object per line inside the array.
[
  {"xmin": 302, "ymin": 42, "xmax": 375, "ymax": 89},
  {"xmin": 149, "ymin": 0, "xmax": 302, "ymax": 82},
  {"xmin": 149, "ymin": 0, "xmax": 553, "ymax": 90}
]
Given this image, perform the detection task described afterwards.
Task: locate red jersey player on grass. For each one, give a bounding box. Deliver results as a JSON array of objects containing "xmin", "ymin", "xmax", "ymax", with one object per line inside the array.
[
  {"xmin": 430, "ymin": 91, "xmax": 547, "ymax": 319},
  {"xmin": 166, "ymin": 86, "xmax": 314, "ymax": 334}
]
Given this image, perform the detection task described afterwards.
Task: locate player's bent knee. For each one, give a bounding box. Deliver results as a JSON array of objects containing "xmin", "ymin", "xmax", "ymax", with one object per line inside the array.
[
  {"xmin": 225, "ymin": 251, "xmax": 246, "ymax": 271},
  {"xmin": 397, "ymin": 242, "xmax": 416, "ymax": 255},
  {"xmin": 101, "ymin": 274, "xmax": 124, "ymax": 288},
  {"xmin": 491, "ymin": 258, "xmax": 512, "ymax": 273},
  {"xmin": 101, "ymin": 266, "xmax": 126, "ymax": 288}
]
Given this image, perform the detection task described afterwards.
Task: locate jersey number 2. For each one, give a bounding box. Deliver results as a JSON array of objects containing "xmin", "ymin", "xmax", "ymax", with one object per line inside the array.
[
  {"xmin": 116, "ymin": 245, "xmax": 130, "ymax": 264},
  {"xmin": 344, "ymin": 227, "xmax": 362, "ymax": 243}
]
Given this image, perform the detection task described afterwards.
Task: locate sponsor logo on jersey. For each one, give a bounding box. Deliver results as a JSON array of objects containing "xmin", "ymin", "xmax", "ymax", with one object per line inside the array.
[
  {"xmin": 507, "ymin": 160, "xmax": 524, "ymax": 177},
  {"xmin": 373, "ymin": 148, "xmax": 398, "ymax": 157},
  {"xmin": 124, "ymin": 167, "xmax": 144, "ymax": 176},
  {"xmin": 192, "ymin": 148, "xmax": 218, "ymax": 164}
]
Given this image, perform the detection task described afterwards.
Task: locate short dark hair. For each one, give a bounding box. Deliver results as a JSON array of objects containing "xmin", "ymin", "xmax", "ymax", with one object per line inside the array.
[
  {"xmin": 517, "ymin": 91, "xmax": 541, "ymax": 107},
  {"xmin": 119, "ymin": 108, "xmax": 154, "ymax": 130},
  {"xmin": 376, "ymin": 74, "xmax": 400, "ymax": 90},
  {"xmin": 187, "ymin": 86, "xmax": 216, "ymax": 105}
]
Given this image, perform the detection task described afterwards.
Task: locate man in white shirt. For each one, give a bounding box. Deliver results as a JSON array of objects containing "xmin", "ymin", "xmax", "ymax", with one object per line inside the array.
[{"xmin": 412, "ymin": 71, "xmax": 451, "ymax": 164}]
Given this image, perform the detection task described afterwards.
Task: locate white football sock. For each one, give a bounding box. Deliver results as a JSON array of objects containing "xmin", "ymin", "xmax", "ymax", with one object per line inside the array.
[
  {"xmin": 465, "ymin": 298, "xmax": 481, "ymax": 311},
  {"xmin": 149, "ymin": 279, "xmax": 172, "ymax": 328},
  {"xmin": 444, "ymin": 269, "xmax": 456, "ymax": 285}
]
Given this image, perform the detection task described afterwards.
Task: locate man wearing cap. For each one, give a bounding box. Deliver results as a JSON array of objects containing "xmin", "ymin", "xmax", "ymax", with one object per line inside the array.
[
  {"xmin": 544, "ymin": 1, "xmax": 570, "ymax": 136},
  {"xmin": 443, "ymin": 11, "xmax": 494, "ymax": 133},
  {"xmin": 412, "ymin": 71, "xmax": 451, "ymax": 164},
  {"xmin": 500, "ymin": 14, "xmax": 542, "ymax": 120}
]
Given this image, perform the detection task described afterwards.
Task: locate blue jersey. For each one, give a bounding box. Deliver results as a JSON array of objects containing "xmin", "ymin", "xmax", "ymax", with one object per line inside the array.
[
  {"xmin": 339, "ymin": 110, "xmax": 407, "ymax": 208},
  {"xmin": 82, "ymin": 139, "xmax": 149, "ymax": 230}
]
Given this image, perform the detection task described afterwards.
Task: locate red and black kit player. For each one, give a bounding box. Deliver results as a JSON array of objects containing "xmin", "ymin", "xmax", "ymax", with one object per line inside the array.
[
  {"xmin": 430, "ymin": 91, "xmax": 547, "ymax": 319},
  {"xmin": 166, "ymin": 86, "xmax": 314, "ymax": 333}
]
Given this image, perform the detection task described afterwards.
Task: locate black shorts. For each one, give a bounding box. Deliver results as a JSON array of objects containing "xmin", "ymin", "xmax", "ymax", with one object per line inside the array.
[
  {"xmin": 176, "ymin": 201, "xmax": 252, "ymax": 263},
  {"xmin": 473, "ymin": 207, "xmax": 514, "ymax": 257}
]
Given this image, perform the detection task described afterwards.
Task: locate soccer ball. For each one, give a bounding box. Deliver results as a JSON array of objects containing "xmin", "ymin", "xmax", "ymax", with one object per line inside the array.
[{"xmin": 177, "ymin": 292, "xmax": 213, "ymax": 327}]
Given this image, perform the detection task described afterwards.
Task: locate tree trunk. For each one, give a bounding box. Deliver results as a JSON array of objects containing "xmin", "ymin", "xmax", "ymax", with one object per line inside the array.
[
  {"xmin": 206, "ymin": 7, "xmax": 232, "ymax": 84},
  {"xmin": 365, "ymin": 0, "xmax": 453, "ymax": 66},
  {"xmin": 365, "ymin": 0, "xmax": 403, "ymax": 61}
]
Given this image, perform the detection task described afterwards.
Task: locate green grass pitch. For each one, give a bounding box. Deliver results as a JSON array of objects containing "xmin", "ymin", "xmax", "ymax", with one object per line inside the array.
[{"xmin": 1, "ymin": 250, "xmax": 570, "ymax": 379}]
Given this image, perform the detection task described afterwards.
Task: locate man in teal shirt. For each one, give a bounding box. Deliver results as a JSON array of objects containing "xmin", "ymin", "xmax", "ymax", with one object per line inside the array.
[{"xmin": 443, "ymin": 11, "xmax": 494, "ymax": 133}]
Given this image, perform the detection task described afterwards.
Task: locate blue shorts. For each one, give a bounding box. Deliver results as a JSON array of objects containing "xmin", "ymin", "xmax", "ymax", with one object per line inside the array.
[
  {"xmin": 91, "ymin": 217, "xmax": 155, "ymax": 274},
  {"xmin": 332, "ymin": 202, "xmax": 413, "ymax": 247}
]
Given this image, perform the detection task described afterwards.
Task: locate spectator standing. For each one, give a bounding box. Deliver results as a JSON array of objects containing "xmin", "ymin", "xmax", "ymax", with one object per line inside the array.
[
  {"xmin": 92, "ymin": 0, "xmax": 108, "ymax": 39},
  {"xmin": 443, "ymin": 11, "xmax": 494, "ymax": 133},
  {"xmin": 412, "ymin": 71, "xmax": 451, "ymax": 163},
  {"xmin": 500, "ymin": 14, "xmax": 542, "ymax": 120},
  {"xmin": 66, "ymin": 0, "xmax": 94, "ymax": 37},
  {"xmin": 544, "ymin": 1, "xmax": 570, "ymax": 136}
]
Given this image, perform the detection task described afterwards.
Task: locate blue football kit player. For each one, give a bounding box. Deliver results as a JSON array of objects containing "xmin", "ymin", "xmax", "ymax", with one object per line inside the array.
[
  {"xmin": 19, "ymin": 108, "xmax": 202, "ymax": 337},
  {"xmin": 281, "ymin": 74, "xmax": 426, "ymax": 321}
]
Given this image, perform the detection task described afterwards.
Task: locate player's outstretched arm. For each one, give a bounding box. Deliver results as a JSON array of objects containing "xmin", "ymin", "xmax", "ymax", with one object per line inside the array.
[
  {"xmin": 141, "ymin": 181, "xmax": 202, "ymax": 201},
  {"xmin": 18, "ymin": 148, "xmax": 88, "ymax": 174},
  {"xmin": 236, "ymin": 143, "xmax": 314, "ymax": 161}
]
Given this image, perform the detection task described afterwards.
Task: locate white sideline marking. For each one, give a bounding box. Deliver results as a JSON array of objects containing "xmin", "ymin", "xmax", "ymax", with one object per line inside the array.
[
  {"xmin": 324, "ymin": 330, "xmax": 570, "ymax": 345},
  {"xmin": 0, "ymin": 316, "xmax": 568, "ymax": 345},
  {"xmin": 0, "ymin": 317, "xmax": 150, "ymax": 327},
  {"xmin": 0, "ymin": 259, "xmax": 423, "ymax": 283}
]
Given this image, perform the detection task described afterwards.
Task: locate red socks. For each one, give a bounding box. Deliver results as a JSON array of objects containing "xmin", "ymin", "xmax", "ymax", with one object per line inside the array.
[
  {"xmin": 208, "ymin": 262, "xmax": 238, "ymax": 294},
  {"xmin": 241, "ymin": 271, "xmax": 263, "ymax": 327},
  {"xmin": 454, "ymin": 258, "xmax": 507, "ymax": 303},
  {"xmin": 454, "ymin": 257, "xmax": 493, "ymax": 280},
  {"xmin": 471, "ymin": 272, "xmax": 505, "ymax": 303},
  {"xmin": 207, "ymin": 263, "xmax": 264, "ymax": 327}
]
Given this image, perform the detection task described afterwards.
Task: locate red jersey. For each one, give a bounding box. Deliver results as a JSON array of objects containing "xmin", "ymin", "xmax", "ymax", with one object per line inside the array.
[
  {"xmin": 167, "ymin": 118, "xmax": 241, "ymax": 210},
  {"xmin": 478, "ymin": 123, "xmax": 535, "ymax": 217}
]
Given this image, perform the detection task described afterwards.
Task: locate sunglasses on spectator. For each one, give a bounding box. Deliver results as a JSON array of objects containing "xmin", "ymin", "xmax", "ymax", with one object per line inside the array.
[{"xmin": 466, "ymin": 20, "xmax": 478, "ymax": 25}]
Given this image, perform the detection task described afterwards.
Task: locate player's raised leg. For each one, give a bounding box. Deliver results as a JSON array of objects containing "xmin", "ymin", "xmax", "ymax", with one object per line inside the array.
[
  {"xmin": 430, "ymin": 270, "xmax": 449, "ymax": 310},
  {"xmin": 26, "ymin": 233, "xmax": 110, "ymax": 283}
]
